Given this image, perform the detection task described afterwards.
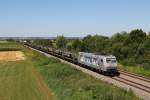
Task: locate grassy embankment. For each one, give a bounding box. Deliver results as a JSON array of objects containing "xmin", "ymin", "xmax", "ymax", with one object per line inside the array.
[
  {"xmin": 28, "ymin": 47, "xmax": 140, "ymax": 100},
  {"xmin": 0, "ymin": 42, "xmax": 54, "ymax": 100},
  {"xmin": 118, "ymin": 64, "xmax": 150, "ymax": 77}
]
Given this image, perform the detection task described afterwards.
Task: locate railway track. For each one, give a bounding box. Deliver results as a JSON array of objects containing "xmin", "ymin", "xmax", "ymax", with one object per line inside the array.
[
  {"xmin": 119, "ymin": 70, "xmax": 150, "ymax": 83},
  {"xmin": 25, "ymin": 45, "xmax": 150, "ymax": 99},
  {"xmin": 112, "ymin": 76, "xmax": 150, "ymax": 93},
  {"xmin": 113, "ymin": 70, "xmax": 150, "ymax": 93}
]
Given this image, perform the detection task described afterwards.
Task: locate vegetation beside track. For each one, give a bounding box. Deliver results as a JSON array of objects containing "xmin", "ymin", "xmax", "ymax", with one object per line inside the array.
[
  {"xmin": 0, "ymin": 42, "xmax": 54, "ymax": 100},
  {"xmin": 28, "ymin": 47, "xmax": 140, "ymax": 100},
  {"xmin": 118, "ymin": 64, "xmax": 150, "ymax": 77},
  {"xmin": 31, "ymin": 29, "xmax": 150, "ymax": 77}
]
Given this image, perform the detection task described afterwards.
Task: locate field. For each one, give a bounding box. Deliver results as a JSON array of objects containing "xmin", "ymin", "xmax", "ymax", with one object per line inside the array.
[
  {"xmin": 0, "ymin": 42, "xmax": 139, "ymax": 100},
  {"xmin": 0, "ymin": 42, "xmax": 54, "ymax": 100},
  {"xmin": 0, "ymin": 51, "xmax": 25, "ymax": 62},
  {"xmin": 0, "ymin": 40, "xmax": 8, "ymax": 43}
]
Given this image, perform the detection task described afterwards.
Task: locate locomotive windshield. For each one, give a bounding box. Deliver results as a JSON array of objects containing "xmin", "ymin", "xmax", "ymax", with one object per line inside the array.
[{"xmin": 106, "ymin": 58, "xmax": 116, "ymax": 63}]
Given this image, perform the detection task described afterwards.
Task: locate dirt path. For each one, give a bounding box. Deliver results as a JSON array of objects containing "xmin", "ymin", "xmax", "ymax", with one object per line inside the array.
[{"xmin": 32, "ymin": 66, "xmax": 55, "ymax": 100}]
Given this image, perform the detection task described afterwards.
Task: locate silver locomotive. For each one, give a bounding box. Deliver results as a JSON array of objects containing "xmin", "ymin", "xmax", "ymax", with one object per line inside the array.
[{"xmin": 78, "ymin": 52, "xmax": 118, "ymax": 74}]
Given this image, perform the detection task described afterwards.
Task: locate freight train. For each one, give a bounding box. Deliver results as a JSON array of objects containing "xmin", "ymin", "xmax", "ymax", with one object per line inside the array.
[{"xmin": 25, "ymin": 43, "xmax": 119, "ymax": 76}]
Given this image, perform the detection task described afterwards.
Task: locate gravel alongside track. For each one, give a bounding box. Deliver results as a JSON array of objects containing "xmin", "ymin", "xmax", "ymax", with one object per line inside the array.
[{"xmin": 27, "ymin": 45, "xmax": 150, "ymax": 100}]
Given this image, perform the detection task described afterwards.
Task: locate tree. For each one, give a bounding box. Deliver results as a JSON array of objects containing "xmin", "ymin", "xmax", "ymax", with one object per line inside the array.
[
  {"xmin": 127, "ymin": 29, "xmax": 146, "ymax": 44},
  {"xmin": 82, "ymin": 35, "xmax": 93, "ymax": 52},
  {"xmin": 82, "ymin": 35, "xmax": 109, "ymax": 53},
  {"xmin": 33, "ymin": 39, "xmax": 52, "ymax": 47},
  {"xmin": 41, "ymin": 39, "xmax": 52, "ymax": 46},
  {"xmin": 72, "ymin": 38, "xmax": 82, "ymax": 51},
  {"xmin": 66, "ymin": 43, "xmax": 72, "ymax": 51},
  {"xmin": 56, "ymin": 35, "xmax": 67, "ymax": 49},
  {"xmin": 111, "ymin": 32, "xmax": 128, "ymax": 43},
  {"xmin": 136, "ymin": 37, "xmax": 150, "ymax": 64}
]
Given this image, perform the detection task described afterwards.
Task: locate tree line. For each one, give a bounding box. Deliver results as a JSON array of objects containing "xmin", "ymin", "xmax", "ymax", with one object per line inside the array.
[{"xmin": 32, "ymin": 29, "xmax": 150, "ymax": 70}]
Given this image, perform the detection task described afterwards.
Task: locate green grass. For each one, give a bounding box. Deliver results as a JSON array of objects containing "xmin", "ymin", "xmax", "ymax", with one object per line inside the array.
[
  {"xmin": 29, "ymin": 49, "xmax": 140, "ymax": 100},
  {"xmin": 0, "ymin": 61, "xmax": 47, "ymax": 100},
  {"xmin": 0, "ymin": 40, "xmax": 8, "ymax": 43},
  {"xmin": 0, "ymin": 42, "xmax": 23, "ymax": 51},
  {"xmin": 0, "ymin": 43, "xmax": 54, "ymax": 100},
  {"xmin": 118, "ymin": 64, "xmax": 150, "ymax": 77}
]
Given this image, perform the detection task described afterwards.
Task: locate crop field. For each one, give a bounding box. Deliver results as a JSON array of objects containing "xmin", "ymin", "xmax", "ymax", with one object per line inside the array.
[
  {"xmin": 0, "ymin": 42, "xmax": 139, "ymax": 100},
  {"xmin": 0, "ymin": 42, "xmax": 54, "ymax": 100},
  {"xmin": 0, "ymin": 51, "xmax": 25, "ymax": 62}
]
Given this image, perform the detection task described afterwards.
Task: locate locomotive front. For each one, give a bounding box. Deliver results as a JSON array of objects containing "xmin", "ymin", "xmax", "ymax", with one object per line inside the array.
[{"xmin": 103, "ymin": 56, "xmax": 118, "ymax": 74}]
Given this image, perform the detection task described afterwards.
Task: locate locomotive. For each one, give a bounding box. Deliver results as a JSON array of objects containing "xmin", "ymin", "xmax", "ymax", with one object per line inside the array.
[{"xmin": 78, "ymin": 52, "xmax": 118, "ymax": 75}]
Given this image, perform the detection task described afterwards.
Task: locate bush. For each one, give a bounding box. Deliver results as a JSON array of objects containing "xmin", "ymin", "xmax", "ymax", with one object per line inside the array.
[
  {"xmin": 121, "ymin": 58, "xmax": 136, "ymax": 66},
  {"xmin": 141, "ymin": 63, "xmax": 150, "ymax": 70}
]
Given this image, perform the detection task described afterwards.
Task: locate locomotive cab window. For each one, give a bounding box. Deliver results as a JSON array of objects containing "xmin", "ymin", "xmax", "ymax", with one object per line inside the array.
[
  {"xmin": 101, "ymin": 59, "xmax": 103, "ymax": 63},
  {"xmin": 106, "ymin": 58, "xmax": 116, "ymax": 63}
]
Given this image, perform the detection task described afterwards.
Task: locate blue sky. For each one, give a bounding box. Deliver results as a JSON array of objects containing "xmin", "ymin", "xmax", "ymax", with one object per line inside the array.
[{"xmin": 0, "ymin": 0, "xmax": 149, "ymax": 37}]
